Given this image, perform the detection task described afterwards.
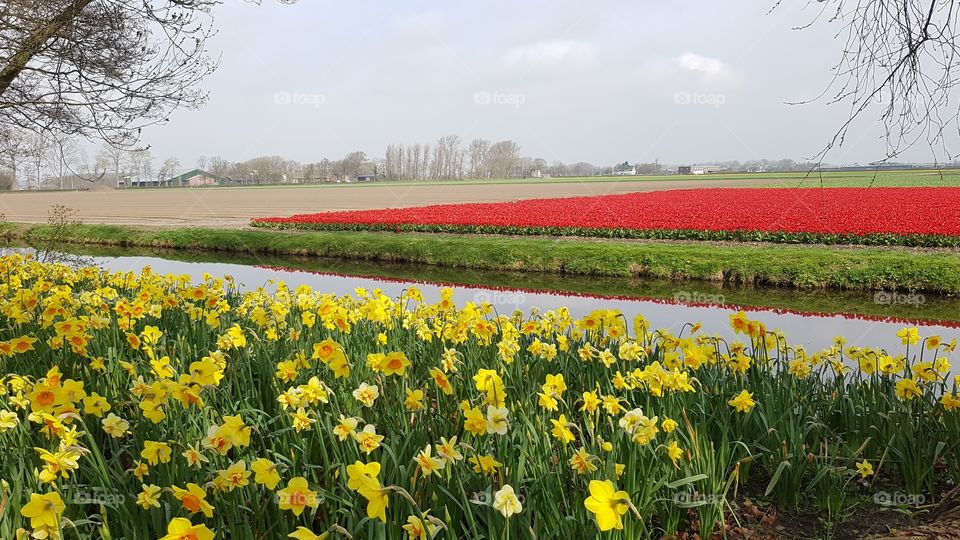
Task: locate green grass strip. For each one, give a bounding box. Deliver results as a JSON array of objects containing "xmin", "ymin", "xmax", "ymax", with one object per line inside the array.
[
  {"xmin": 250, "ymin": 221, "xmax": 960, "ymax": 248},
  {"xmin": 3, "ymin": 222, "xmax": 960, "ymax": 294}
]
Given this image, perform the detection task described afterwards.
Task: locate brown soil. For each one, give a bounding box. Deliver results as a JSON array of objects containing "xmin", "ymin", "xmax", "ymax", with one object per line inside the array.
[{"xmin": 0, "ymin": 178, "xmax": 771, "ymax": 228}]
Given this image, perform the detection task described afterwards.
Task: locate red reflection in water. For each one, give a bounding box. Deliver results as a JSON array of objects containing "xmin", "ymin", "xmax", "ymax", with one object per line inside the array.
[{"xmin": 254, "ymin": 265, "xmax": 960, "ymax": 329}]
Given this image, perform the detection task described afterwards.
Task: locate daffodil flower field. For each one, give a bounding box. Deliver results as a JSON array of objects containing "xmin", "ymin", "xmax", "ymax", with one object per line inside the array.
[{"xmin": 0, "ymin": 253, "xmax": 958, "ymax": 539}]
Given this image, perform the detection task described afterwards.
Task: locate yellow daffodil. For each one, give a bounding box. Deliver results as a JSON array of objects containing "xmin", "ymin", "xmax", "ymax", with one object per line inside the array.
[
  {"xmin": 404, "ymin": 388, "xmax": 425, "ymax": 411},
  {"xmin": 493, "ymin": 484, "xmax": 523, "ymax": 518},
  {"xmin": 289, "ymin": 527, "xmax": 329, "ymax": 540},
  {"xmin": 469, "ymin": 454, "xmax": 502, "ymax": 475},
  {"xmin": 182, "ymin": 443, "xmax": 208, "ymax": 468},
  {"xmin": 20, "ymin": 491, "xmax": 65, "ymax": 531},
  {"xmin": 346, "ymin": 460, "xmax": 381, "ymax": 491},
  {"xmin": 584, "ymin": 480, "xmax": 632, "ymax": 532},
  {"xmin": 485, "ymin": 405, "xmax": 509, "ymax": 435},
  {"xmin": 897, "ymin": 327, "xmax": 920, "ymax": 346},
  {"xmin": 895, "ymin": 378, "xmax": 922, "ymax": 401},
  {"xmin": 352, "ymin": 383, "xmax": 380, "ymax": 407},
  {"xmin": 215, "ymin": 460, "xmax": 251, "ymax": 491},
  {"xmin": 141, "ymin": 440, "xmax": 172, "ymax": 465},
  {"xmin": 402, "ymin": 514, "xmax": 437, "ymax": 539},
  {"xmin": 665, "ymin": 440, "xmax": 683, "ymax": 465},
  {"xmin": 414, "ymin": 444, "xmax": 445, "ymax": 477},
  {"xmin": 277, "ymin": 476, "xmax": 319, "ymax": 516},
  {"xmin": 580, "ymin": 391, "xmax": 601, "ymax": 413},
  {"xmin": 354, "ymin": 424, "xmax": 384, "ymax": 454},
  {"xmin": 727, "ymin": 390, "xmax": 756, "ymax": 413},
  {"xmin": 158, "ymin": 517, "xmax": 215, "ymax": 540},
  {"xmin": 437, "ymin": 436, "xmax": 464, "ymax": 463},
  {"xmin": 251, "ymin": 458, "xmax": 282, "ymax": 490},
  {"xmin": 381, "ymin": 351, "xmax": 411, "ymax": 376},
  {"xmin": 136, "ymin": 484, "xmax": 162, "ymax": 509},
  {"xmin": 171, "ymin": 483, "xmax": 214, "ymax": 518},
  {"xmin": 332, "ymin": 415, "xmax": 359, "ymax": 441},
  {"xmin": 132, "ymin": 460, "xmax": 150, "ymax": 480},
  {"xmin": 290, "ymin": 407, "xmax": 316, "ymax": 433},
  {"xmin": 463, "ymin": 406, "xmax": 488, "ymax": 436},
  {"xmin": 941, "ymin": 392, "xmax": 960, "ymax": 411},
  {"xmin": 569, "ymin": 448, "xmax": 598, "ymax": 475},
  {"xmin": 0, "ymin": 410, "xmax": 19, "ymax": 432},
  {"xmin": 550, "ymin": 414, "xmax": 575, "ymax": 445}
]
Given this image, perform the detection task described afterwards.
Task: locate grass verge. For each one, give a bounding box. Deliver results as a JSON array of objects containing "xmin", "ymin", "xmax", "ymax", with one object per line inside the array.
[
  {"xmin": 3, "ymin": 221, "xmax": 960, "ymax": 294},
  {"xmin": 250, "ymin": 220, "xmax": 960, "ymax": 248}
]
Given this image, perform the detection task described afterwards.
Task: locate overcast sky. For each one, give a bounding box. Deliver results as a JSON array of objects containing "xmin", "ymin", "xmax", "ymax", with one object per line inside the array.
[{"xmin": 138, "ymin": 0, "xmax": 926, "ymax": 168}]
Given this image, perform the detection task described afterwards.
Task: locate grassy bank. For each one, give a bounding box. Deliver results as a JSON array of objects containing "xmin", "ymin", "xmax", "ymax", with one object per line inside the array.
[
  {"xmin": 3, "ymin": 221, "xmax": 960, "ymax": 294},
  {"xmin": 251, "ymin": 220, "xmax": 960, "ymax": 248}
]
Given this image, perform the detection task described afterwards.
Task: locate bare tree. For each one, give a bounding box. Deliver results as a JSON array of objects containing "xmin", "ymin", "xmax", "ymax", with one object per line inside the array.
[
  {"xmin": 125, "ymin": 148, "xmax": 153, "ymax": 185},
  {"xmin": 785, "ymin": 0, "xmax": 960, "ymax": 162},
  {"xmin": 421, "ymin": 144, "xmax": 431, "ymax": 180},
  {"xmin": 385, "ymin": 144, "xmax": 403, "ymax": 180},
  {"xmin": 569, "ymin": 162, "xmax": 598, "ymax": 177},
  {"xmin": 318, "ymin": 158, "xmax": 331, "ymax": 181},
  {"xmin": 442, "ymin": 134, "xmax": 463, "ymax": 179},
  {"xmin": 371, "ymin": 157, "xmax": 384, "ymax": 179},
  {"xmin": 486, "ymin": 140, "xmax": 522, "ymax": 179},
  {"xmin": 548, "ymin": 161, "xmax": 569, "ymax": 177},
  {"xmin": 158, "ymin": 156, "xmax": 182, "ymax": 183},
  {"xmin": 341, "ymin": 151, "xmax": 367, "ymax": 179},
  {"xmin": 26, "ymin": 133, "xmax": 47, "ymax": 189},
  {"xmin": 409, "ymin": 144, "xmax": 422, "ymax": 180},
  {"xmin": 240, "ymin": 155, "xmax": 300, "ymax": 183},
  {"xmin": 0, "ymin": 127, "xmax": 30, "ymax": 189},
  {"xmin": 96, "ymin": 144, "xmax": 126, "ymax": 187},
  {"xmin": 468, "ymin": 138, "xmax": 490, "ymax": 178},
  {"xmin": 46, "ymin": 135, "xmax": 83, "ymax": 189},
  {"xmin": 429, "ymin": 139, "xmax": 444, "ymax": 180},
  {"xmin": 208, "ymin": 155, "xmax": 231, "ymax": 177},
  {"xmin": 0, "ymin": 1, "xmax": 296, "ymax": 145}
]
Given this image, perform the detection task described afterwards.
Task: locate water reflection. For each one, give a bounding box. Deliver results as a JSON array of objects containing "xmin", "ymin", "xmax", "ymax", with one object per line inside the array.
[{"xmin": 86, "ymin": 254, "xmax": 958, "ymax": 356}]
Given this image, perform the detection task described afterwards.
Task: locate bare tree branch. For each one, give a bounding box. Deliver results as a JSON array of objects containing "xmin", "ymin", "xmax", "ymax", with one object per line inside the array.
[
  {"xmin": 784, "ymin": 0, "xmax": 960, "ymax": 168},
  {"xmin": 0, "ymin": 0, "xmax": 295, "ymax": 146}
]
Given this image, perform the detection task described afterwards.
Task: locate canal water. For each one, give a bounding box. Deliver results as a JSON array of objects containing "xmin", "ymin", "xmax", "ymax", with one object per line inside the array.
[{"xmin": 19, "ymin": 245, "xmax": 957, "ymax": 357}]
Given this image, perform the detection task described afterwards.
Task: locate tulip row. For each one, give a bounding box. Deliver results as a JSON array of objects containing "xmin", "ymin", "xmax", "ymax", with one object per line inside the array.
[{"xmin": 251, "ymin": 187, "xmax": 960, "ymax": 247}]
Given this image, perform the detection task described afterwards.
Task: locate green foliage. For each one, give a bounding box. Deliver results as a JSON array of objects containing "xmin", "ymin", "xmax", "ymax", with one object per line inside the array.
[{"xmin": 2, "ymin": 222, "xmax": 960, "ymax": 294}]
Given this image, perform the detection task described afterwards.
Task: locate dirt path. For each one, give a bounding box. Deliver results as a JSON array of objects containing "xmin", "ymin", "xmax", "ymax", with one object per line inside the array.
[{"xmin": 0, "ymin": 178, "xmax": 771, "ymax": 228}]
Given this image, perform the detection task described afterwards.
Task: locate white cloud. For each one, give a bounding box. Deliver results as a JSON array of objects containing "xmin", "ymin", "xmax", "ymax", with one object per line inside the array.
[
  {"xmin": 503, "ymin": 40, "xmax": 597, "ymax": 70},
  {"xmin": 675, "ymin": 52, "xmax": 733, "ymax": 79}
]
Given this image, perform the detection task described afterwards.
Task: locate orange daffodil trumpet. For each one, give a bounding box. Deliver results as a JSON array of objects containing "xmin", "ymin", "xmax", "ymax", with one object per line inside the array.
[
  {"xmin": 158, "ymin": 518, "xmax": 216, "ymax": 540},
  {"xmin": 277, "ymin": 477, "xmax": 319, "ymax": 516}
]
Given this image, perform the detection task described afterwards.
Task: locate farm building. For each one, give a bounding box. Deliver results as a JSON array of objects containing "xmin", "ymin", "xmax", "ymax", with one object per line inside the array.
[
  {"xmin": 164, "ymin": 169, "xmax": 230, "ymax": 187},
  {"xmin": 612, "ymin": 162, "xmax": 637, "ymax": 176},
  {"xmin": 677, "ymin": 165, "xmax": 729, "ymax": 175}
]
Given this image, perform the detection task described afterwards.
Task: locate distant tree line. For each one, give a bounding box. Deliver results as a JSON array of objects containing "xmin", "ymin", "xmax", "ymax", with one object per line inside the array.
[
  {"xmin": 0, "ymin": 126, "xmax": 893, "ymax": 191},
  {"xmin": 0, "ymin": 126, "xmax": 171, "ymax": 189}
]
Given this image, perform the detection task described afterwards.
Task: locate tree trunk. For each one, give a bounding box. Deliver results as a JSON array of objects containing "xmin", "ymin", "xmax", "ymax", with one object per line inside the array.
[{"xmin": 0, "ymin": 0, "xmax": 97, "ymax": 98}]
